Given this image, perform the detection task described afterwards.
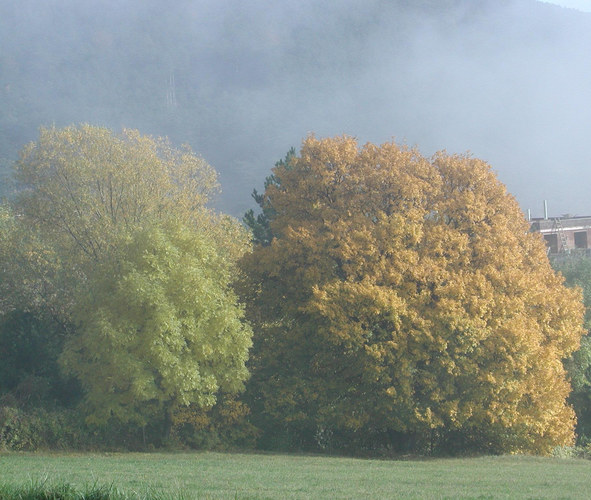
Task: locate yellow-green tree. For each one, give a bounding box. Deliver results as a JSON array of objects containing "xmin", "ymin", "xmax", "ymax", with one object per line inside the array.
[
  {"xmin": 4, "ymin": 125, "xmax": 252, "ymax": 432},
  {"xmin": 60, "ymin": 222, "xmax": 252, "ymax": 428},
  {"xmin": 13, "ymin": 124, "xmax": 219, "ymax": 260},
  {"xmin": 242, "ymin": 135, "xmax": 584, "ymax": 454}
]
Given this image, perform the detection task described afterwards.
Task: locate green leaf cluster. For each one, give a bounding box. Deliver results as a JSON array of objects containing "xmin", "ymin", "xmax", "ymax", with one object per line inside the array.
[
  {"xmin": 551, "ymin": 256, "xmax": 591, "ymax": 443},
  {"xmin": 1, "ymin": 125, "xmax": 252, "ymax": 433},
  {"xmin": 60, "ymin": 222, "xmax": 252, "ymax": 426}
]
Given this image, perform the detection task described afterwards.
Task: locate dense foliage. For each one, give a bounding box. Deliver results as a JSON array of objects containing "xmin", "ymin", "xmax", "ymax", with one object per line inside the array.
[
  {"xmin": 60, "ymin": 223, "xmax": 252, "ymax": 427},
  {"xmin": 0, "ymin": 125, "xmax": 252, "ymax": 445},
  {"xmin": 242, "ymin": 135, "xmax": 584, "ymax": 455},
  {"xmin": 551, "ymin": 256, "xmax": 591, "ymax": 444},
  {"xmin": 1, "ymin": 127, "xmax": 587, "ymax": 456}
]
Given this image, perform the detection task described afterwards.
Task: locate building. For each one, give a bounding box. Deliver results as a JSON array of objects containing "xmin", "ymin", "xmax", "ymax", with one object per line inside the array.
[{"xmin": 530, "ymin": 215, "xmax": 591, "ymax": 255}]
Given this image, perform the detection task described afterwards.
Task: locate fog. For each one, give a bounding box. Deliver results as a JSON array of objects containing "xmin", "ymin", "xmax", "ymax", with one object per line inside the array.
[{"xmin": 0, "ymin": 0, "xmax": 590, "ymax": 218}]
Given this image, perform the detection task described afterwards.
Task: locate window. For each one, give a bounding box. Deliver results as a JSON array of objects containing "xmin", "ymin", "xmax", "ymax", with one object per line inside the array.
[
  {"xmin": 544, "ymin": 234, "xmax": 558, "ymax": 254},
  {"xmin": 575, "ymin": 231, "xmax": 588, "ymax": 249}
]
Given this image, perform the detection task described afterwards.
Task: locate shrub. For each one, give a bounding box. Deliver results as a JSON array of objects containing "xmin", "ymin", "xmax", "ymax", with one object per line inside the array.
[{"xmin": 170, "ymin": 397, "xmax": 260, "ymax": 450}]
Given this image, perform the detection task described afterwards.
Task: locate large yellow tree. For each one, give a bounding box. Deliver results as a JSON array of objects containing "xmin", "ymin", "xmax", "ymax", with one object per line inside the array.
[{"xmin": 242, "ymin": 135, "xmax": 584, "ymax": 454}]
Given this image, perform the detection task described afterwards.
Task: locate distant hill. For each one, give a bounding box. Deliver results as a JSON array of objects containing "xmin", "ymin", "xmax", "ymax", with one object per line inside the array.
[{"xmin": 1, "ymin": 0, "xmax": 590, "ymax": 217}]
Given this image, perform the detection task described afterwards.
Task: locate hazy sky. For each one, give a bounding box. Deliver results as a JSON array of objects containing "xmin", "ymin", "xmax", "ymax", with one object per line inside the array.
[
  {"xmin": 1, "ymin": 0, "xmax": 590, "ymax": 219},
  {"xmin": 540, "ymin": 0, "xmax": 591, "ymax": 11}
]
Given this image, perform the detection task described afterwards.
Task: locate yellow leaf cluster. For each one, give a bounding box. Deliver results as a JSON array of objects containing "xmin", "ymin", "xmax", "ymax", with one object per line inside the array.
[{"xmin": 243, "ymin": 135, "xmax": 585, "ymax": 454}]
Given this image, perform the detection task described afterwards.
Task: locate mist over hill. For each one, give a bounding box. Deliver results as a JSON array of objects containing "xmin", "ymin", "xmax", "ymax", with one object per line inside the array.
[{"xmin": 1, "ymin": 0, "xmax": 590, "ymax": 218}]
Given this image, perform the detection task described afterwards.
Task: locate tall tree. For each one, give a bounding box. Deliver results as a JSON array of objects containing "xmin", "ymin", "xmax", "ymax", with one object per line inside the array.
[
  {"xmin": 4, "ymin": 125, "xmax": 252, "ymax": 431},
  {"xmin": 13, "ymin": 124, "xmax": 219, "ymax": 261},
  {"xmin": 60, "ymin": 222, "xmax": 252, "ymax": 428},
  {"xmin": 242, "ymin": 135, "xmax": 584, "ymax": 455}
]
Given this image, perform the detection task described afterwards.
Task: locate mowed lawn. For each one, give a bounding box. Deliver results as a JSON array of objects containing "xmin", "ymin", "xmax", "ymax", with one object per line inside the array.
[{"xmin": 1, "ymin": 451, "xmax": 591, "ymax": 499}]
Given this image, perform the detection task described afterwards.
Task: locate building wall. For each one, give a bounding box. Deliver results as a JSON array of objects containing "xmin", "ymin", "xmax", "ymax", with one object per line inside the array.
[{"xmin": 531, "ymin": 217, "xmax": 591, "ymax": 255}]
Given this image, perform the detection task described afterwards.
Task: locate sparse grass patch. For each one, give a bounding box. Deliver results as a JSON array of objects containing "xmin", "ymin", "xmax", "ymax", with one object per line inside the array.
[
  {"xmin": 2, "ymin": 452, "xmax": 591, "ymax": 499},
  {"xmin": 0, "ymin": 478, "xmax": 187, "ymax": 500},
  {"xmin": 0, "ymin": 480, "xmax": 110, "ymax": 500}
]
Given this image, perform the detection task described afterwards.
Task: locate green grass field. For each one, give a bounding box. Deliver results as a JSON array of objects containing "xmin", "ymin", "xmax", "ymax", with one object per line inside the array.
[{"xmin": 1, "ymin": 451, "xmax": 591, "ymax": 499}]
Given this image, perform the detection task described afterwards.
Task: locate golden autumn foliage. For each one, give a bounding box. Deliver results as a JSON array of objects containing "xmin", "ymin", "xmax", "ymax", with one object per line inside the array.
[{"xmin": 242, "ymin": 135, "xmax": 585, "ymax": 454}]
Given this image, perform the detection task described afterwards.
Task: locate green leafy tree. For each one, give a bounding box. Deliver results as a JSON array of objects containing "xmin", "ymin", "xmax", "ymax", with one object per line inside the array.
[
  {"xmin": 6, "ymin": 125, "xmax": 224, "ymax": 325},
  {"xmin": 551, "ymin": 256, "xmax": 591, "ymax": 443},
  {"xmin": 13, "ymin": 124, "xmax": 219, "ymax": 261},
  {"xmin": 60, "ymin": 222, "xmax": 252, "ymax": 429},
  {"xmin": 242, "ymin": 135, "xmax": 584, "ymax": 455},
  {"xmin": 243, "ymin": 148, "xmax": 295, "ymax": 247},
  {"xmin": 3, "ymin": 125, "xmax": 252, "ymax": 435}
]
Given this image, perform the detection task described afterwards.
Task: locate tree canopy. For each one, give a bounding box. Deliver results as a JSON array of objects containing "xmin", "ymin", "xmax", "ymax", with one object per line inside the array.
[
  {"xmin": 2, "ymin": 125, "xmax": 252, "ymax": 431},
  {"xmin": 242, "ymin": 135, "xmax": 584, "ymax": 454},
  {"xmin": 13, "ymin": 124, "xmax": 219, "ymax": 260},
  {"xmin": 60, "ymin": 222, "xmax": 252, "ymax": 426}
]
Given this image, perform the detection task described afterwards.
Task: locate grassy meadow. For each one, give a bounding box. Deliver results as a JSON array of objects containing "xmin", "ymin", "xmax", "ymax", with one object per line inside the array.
[{"xmin": 2, "ymin": 452, "xmax": 591, "ymax": 499}]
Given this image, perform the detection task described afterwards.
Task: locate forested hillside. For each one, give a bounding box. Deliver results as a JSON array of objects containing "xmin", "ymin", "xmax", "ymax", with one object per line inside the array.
[{"xmin": 1, "ymin": 0, "xmax": 590, "ymax": 216}]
